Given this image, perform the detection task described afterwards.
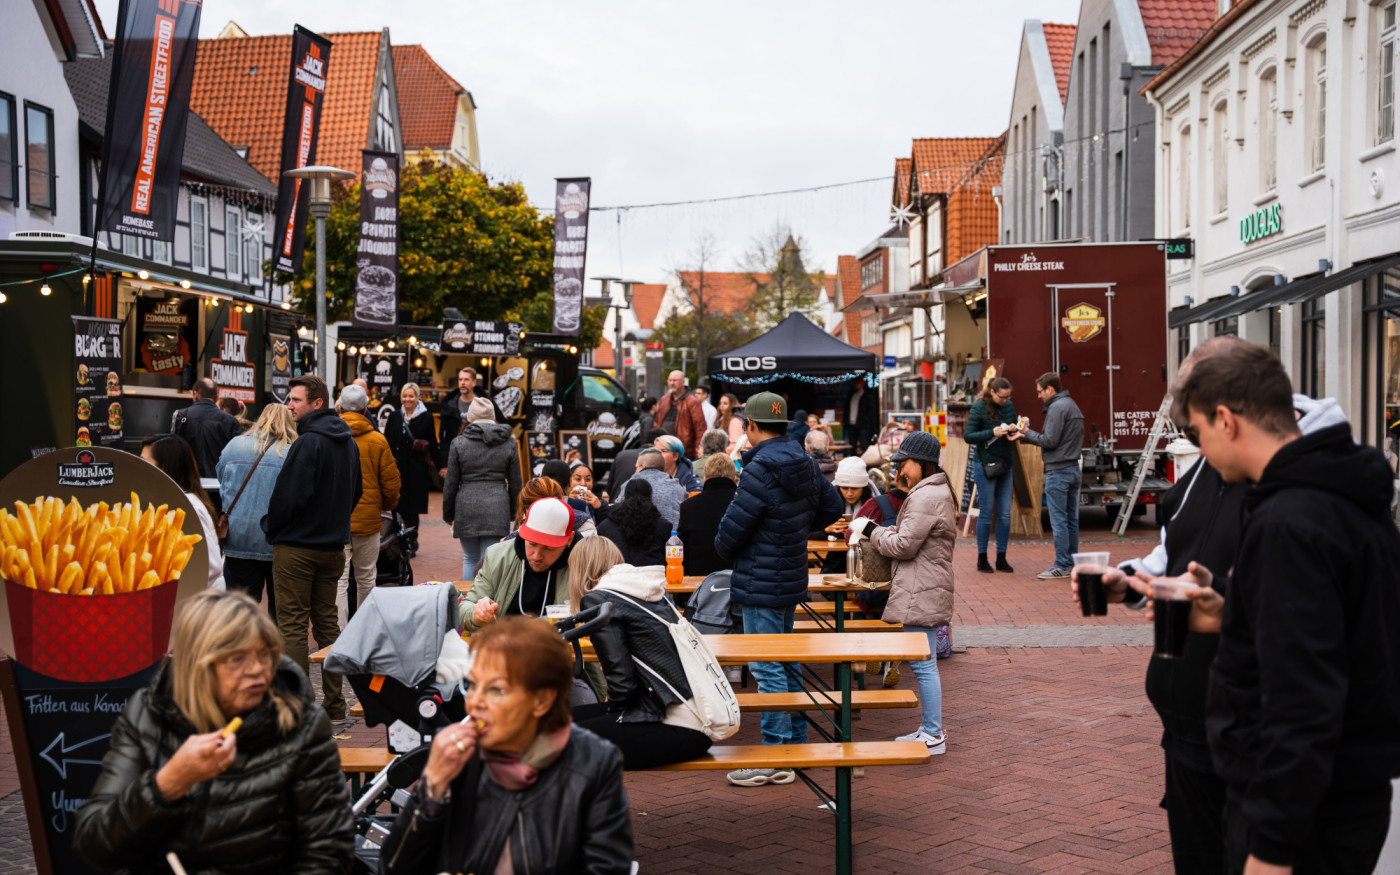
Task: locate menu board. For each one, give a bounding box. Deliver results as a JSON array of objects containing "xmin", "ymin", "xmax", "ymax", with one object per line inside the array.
[
  {"xmin": 491, "ymin": 356, "xmax": 528, "ymax": 421},
  {"xmin": 527, "ymin": 431, "xmax": 558, "ymax": 478},
  {"xmin": 210, "ymin": 327, "xmax": 256, "ymax": 403},
  {"xmin": 136, "ymin": 297, "xmax": 198, "ymax": 374},
  {"xmin": 72, "ymin": 317, "xmax": 124, "ymax": 449},
  {"xmin": 558, "ymin": 431, "xmax": 590, "ymax": 468},
  {"xmin": 527, "ymin": 358, "xmax": 558, "ymax": 433},
  {"xmin": 358, "ymin": 352, "xmax": 408, "ymax": 429},
  {"xmin": 0, "ymin": 447, "xmax": 210, "ymax": 874},
  {"xmin": 440, "ymin": 319, "xmax": 523, "ymax": 356}
]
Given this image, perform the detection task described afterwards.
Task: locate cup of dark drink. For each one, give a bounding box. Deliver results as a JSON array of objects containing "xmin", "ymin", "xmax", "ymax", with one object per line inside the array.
[
  {"xmin": 1151, "ymin": 579, "xmax": 1199, "ymax": 659},
  {"xmin": 1071, "ymin": 551, "xmax": 1110, "ymax": 617}
]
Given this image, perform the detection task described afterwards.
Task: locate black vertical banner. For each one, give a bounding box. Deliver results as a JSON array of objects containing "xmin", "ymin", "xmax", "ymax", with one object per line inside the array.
[
  {"xmin": 98, "ymin": 0, "xmax": 203, "ymax": 241},
  {"xmin": 353, "ymin": 151, "xmax": 399, "ymax": 331},
  {"xmin": 269, "ymin": 333, "xmax": 292, "ymax": 402},
  {"xmin": 551, "ymin": 177, "xmax": 591, "ymax": 335},
  {"xmin": 271, "ymin": 26, "xmax": 333, "ymax": 275},
  {"xmin": 72, "ymin": 317, "xmax": 124, "ymax": 449}
]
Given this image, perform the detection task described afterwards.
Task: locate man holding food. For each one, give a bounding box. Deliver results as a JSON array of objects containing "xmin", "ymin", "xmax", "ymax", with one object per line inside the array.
[
  {"xmin": 262, "ymin": 375, "xmax": 362, "ymax": 721},
  {"xmin": 1009, "ymin": 373, "xmax": 1084, "ymax": 580}
]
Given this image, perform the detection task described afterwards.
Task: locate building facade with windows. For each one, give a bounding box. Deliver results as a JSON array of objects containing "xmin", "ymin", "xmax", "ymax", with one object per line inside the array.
[
  {"xmin": 1000, "ymin": 20, "xmax": 1077, "ymax": 244},
  {"xmin": 1147, "ymin": 0, "xmax": 1400, "ymax": 450}
]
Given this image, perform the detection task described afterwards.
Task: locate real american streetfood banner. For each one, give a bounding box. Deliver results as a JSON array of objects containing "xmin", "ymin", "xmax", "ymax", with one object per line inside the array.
[
  {"xmin": 271, "ymin": 26, "xmax": 333, "ymax": 275},
  {"xmin": 98, "ymin": 0, "xmax": 203, "ymax": 241}
]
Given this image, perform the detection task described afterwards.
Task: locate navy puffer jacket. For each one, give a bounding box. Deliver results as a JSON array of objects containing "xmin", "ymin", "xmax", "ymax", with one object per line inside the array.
[{"xmin": 714, "ymin": 436, "xmax": 842, "ymax": 608}]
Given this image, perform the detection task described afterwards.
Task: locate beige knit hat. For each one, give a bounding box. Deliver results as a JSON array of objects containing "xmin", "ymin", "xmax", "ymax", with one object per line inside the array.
[{"xmin": 466, "ymin": 397, "xmax": 495, "ymax": 423}]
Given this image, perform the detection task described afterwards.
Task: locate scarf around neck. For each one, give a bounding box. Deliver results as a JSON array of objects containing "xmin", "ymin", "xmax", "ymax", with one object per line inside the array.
[{"xmin": 479, "ymin": 723, "xmax": 571, "ymax": 791}]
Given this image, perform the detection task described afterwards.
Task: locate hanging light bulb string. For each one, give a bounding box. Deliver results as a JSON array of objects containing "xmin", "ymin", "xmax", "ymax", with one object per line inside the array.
[
  {"xmin": 711, "ymin": 370, "xmax": 879, "ymax": 387},
  {"xmin": 0, "ymin": 266, "xmax": 90, "ymax": 289}
]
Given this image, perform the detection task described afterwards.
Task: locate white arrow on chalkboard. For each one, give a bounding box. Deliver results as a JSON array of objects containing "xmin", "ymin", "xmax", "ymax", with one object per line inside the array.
[{"xmin": 39, "ymin": 732, "xmax": 110, "ymax": 778}]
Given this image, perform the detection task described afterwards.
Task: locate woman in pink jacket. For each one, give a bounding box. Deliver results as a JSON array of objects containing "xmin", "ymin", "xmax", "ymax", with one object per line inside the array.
[{"xmin": 847, "ymin": 430, "xmax": 955, "ymax": 756}]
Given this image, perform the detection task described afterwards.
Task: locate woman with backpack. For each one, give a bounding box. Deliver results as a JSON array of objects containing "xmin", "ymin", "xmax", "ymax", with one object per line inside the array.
[
  {"xmin": 963, "ymin": 376, "xmax": 1018, "ymax": 573},
  {"xmin": 567, "ymin": 537, "xmax": 715, "ymax": 769},
  {"xmin": 846, "ymin": 431, "xmax": 955, "ymax": 756}
]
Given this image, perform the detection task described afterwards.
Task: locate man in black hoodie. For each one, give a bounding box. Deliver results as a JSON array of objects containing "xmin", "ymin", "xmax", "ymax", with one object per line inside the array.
[
  {"xmin": 1170, "ymin": 342, "xmax": 1400, "ymax": 874},
  {"xmin": 263, "ymin": 375, "xmax": 362, "ymax": 720}
]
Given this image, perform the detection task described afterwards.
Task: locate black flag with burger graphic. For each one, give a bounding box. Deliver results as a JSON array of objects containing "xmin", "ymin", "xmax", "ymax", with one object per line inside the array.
[
  {"xmin": 271, "ymin": 26, "xmax": 333, "ymax": 275},
  {"xmin": 98, "ymin": 0, "xmax": 203, "ymax": 241},
  {"xmin": 353, "ymin": 151, "xmax": 399, "ymax": 331}
]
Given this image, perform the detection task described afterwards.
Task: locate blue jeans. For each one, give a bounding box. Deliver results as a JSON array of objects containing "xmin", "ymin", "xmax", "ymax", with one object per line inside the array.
[
  {"xmin": 904, "ymin": 625, "xmax": 944, "ymax": 737},
  {"xmin": 1042, "ymin": 466, "xmax": 1081, "ymax": 570},
  {"xmin": 459, "ymin": 536, "xmax": 493, "ymax": 580},
  {"xmin": 740, "ymin": 604, "xmax": 807, "ymax": 745},
  {"xmin": 972, "ymin": 460, "xmax": 1013, "ymax": 554}
]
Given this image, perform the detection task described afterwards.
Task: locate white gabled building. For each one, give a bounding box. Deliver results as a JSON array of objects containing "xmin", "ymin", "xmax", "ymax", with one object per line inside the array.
[{"xmin": 1146, "ymin": 0, "xmax": 1400, "ymax": 450}]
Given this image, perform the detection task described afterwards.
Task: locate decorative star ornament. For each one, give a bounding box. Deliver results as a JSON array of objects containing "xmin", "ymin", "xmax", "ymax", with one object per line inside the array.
[
  {"xmin": 241, "ymin": 216, "xmax": 266, "ymax": 242},
  {"xmin": 890, "ymin": 202, "xmax": 916, "ymax": 228}
]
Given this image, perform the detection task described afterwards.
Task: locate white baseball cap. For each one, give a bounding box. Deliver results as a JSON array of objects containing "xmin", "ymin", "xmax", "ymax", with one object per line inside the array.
[
  {"xmin": 834, "ymin": 456, "xmax": 869, "ymax": 488},
  {"xmin": 519, "ymin": 498, "xmax": 574, "ymax": 548}
]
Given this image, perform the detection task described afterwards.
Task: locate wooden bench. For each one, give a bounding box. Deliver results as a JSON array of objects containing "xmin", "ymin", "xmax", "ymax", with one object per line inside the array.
[
  {"xmin": 338, "ymin": 746, "xmax": 395, "ymax": 795},
  {"xmin": 794, "ymin": 619, "xmax": 903, "ymax": 633},
  {"xmin": 651, "ymin": 740, "xmax": 928, "ymax": 772},
  {"xmin": 347, "ymin": 689, "xmax": 915, "ymax": 721}
]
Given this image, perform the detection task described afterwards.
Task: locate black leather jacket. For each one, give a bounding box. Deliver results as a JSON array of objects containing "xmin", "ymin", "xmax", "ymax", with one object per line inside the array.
[
  {"xmin": 172, "ymin": 398, "xmax": 241, "ymax": 479},
  {"xmin": 379, "ymin": 725, "xmax": 633, "ymax": 875},
  {"xmin": 73, "ymin": 658, "xmax": 354, "ymax": 874},
  {"xmin": 583, "ymin": 586, "xmax": 692, "ymax": 723}
]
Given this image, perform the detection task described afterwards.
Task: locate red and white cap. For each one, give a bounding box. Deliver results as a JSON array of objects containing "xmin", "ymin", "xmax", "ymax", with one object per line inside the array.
[{"xmin": 519, "ymin": 498, "xmax": 574, "ymax": 548}]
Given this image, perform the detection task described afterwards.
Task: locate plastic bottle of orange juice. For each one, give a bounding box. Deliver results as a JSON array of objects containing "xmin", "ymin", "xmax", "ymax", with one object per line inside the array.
[{"xmin": 665, "ymin": 531, "xmax": 684, "ymax": 585}]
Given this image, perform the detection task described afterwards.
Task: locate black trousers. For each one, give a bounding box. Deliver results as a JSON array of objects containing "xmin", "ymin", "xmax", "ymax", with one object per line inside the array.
[
  {"xmin": 1161, "ymin": 751, "xmax": 1227, "ymax": 875},
  {"xmin": 224, "ymin": 557, "xmax": 277, "ymax": 618},
  {"xmin": 573, "ymin": 703, "xmax": 712, "ymax": 770},
  {"xmin": 1224, "ymin": 783, "xmax": 1391, "ymax": 875}
]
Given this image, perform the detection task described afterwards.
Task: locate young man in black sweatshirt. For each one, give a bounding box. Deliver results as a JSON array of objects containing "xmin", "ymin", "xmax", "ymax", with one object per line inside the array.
[{"xmin": 1168, "ymin": 342, "xmax": 1400, "ymax": 875}]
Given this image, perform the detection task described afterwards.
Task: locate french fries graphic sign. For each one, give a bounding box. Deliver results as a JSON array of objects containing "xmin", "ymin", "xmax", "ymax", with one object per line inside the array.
[{"xmin": 0, "ymin": 448, "xmax": 210, "ymax": 683}]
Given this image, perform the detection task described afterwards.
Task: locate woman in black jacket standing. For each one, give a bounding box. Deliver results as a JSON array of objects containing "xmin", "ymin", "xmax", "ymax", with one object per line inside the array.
[
  {"xmin": 568, "ymin": 538, "xmax": 713, "ymax": 769},
  {"xmin": 963, "ymin": 377, "xmax": 1018, "ymax": 573},
  {"xmin": 74, "ymin": 590, "xmax": 353, "ymax": 874},
  {"xmin": 677, "ymin": 453, "xmax": 739, "ymax": 576},
  {"xmin": 386, "ymin": 382, "xmax": 438, "ymax": 558},
  {"xmin": 596, "ymin": 477, "xmax": 671, "ymax": 566}
]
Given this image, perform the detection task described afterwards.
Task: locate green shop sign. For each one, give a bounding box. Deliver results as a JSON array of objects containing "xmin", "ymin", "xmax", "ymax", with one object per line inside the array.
[{"xmin": 1239, "ymin": 203, "xmax": 1282, "ymax": 244}]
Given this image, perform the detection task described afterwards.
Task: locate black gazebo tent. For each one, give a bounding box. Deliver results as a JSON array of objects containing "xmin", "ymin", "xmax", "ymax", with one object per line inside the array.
[{"xmin": 707, "ymin": 313, "xmax": 878, "ymax": 412}]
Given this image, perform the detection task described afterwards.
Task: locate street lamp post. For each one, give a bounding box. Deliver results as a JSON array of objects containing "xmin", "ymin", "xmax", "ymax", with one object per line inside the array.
[
  {"xmin": 284, "ymin": 165, "xmax": 355, "ymax": 384},
  {"xmin": 589, "ymin": 276, "xmax": 640, "ymax": 385}
]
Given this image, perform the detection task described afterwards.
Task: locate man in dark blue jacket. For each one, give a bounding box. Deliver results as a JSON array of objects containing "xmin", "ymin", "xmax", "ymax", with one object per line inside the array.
[
  {"xmin": 264, "ymin": 375, "xmax": 362, "ymax": 720},
  {"xmin": 715, "ymin": 391, "xmax": 841, "ymax": 787}
]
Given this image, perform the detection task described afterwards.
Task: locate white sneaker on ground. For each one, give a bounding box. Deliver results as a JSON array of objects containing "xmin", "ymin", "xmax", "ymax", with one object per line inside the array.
[
  {"xmin": 1036, "ymin": 567, "xmax": 1071, "ymax": 580},
  {"xmin": 896, "ymin": 728, "xmax": 946, "ymax": 755},
  {"xmin": 726, "ymin": 767, "xmax": 796, "ymax": 786}
]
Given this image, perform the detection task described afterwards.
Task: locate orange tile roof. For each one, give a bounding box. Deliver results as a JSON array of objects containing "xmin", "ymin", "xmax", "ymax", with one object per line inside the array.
[
  {"xmin": 892, "ymin": 157, "xmax": 911, "ymax": 208},
  {"xmin": 1042, "ymin": 23, "xmax": 1077, "ymax": 106},
  {"xmin": 836, "ymin": 255, "xmax": 862, "ymax": 344},
  {"xmin": 677, "ymin": 272, "xmax": 766, "ymax": 315},
  {"xmin": 1138, "ymin": 0, "xmax": 1217, "ymax": 67},
  {"xmin": 190, "ymin": 30, "xmax": 386, "ymax": 184},
  {"xmin": 911, "ymin": 137, "xmax": 1003, "ymax": 195},
  {"xmin": 1144, "ymin": 0, "xmax": 1255, "ymax": 94},
  {"xmin": 631, "ymin": 283, "xmax": 667, "ymax": 330},
  {"xmin": 593, "ymin": 337, "xmax": 614, "ymax": 369},
  {"xmin": 393, "ymin": 44, "xmax": 464, "ymax": 152}
]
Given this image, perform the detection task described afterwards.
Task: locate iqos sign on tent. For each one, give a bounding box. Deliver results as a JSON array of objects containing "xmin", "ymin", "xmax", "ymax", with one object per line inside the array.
[{"xmin": 720, "ymin": 356, "xmax": 777, "ymax": 372}]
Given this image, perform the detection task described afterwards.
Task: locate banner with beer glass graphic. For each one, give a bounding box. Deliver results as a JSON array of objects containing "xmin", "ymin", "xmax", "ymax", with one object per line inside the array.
[
  {"xmin": 98, "ymin": 0, "xmax": 204, "ymax": 241},
  {"xmin": 271, "ymin": 26, "xmax": 333, "ymax": 275},
  {"xmin": 353, "ymin": 151, "xmax": 399, "ymax": 331},
  {"xmin": 551, "ymin": 177, "xmax": 591, "ymax": 336}
]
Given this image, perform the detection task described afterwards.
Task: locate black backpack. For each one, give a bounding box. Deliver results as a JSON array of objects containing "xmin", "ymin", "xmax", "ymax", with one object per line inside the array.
[{"xmin": 683, "ymin": 570, "xmax": 743, "ymax": 635}]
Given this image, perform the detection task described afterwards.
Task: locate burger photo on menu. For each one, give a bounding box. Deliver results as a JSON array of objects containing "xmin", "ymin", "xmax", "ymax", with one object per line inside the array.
[
  {"xmin": 106, "ymin": 372, "xmax": 121, "ymax": 397},
  {"xmin": 77, "ymin": 399, "xmax": 91, "ymax": 421},
  {"xmin": 77, "ymin": 363, "xmax": 90, "ymax": 386},
  {"xmin": 107, "ymin": 403, "xmax": 123, "ymax": 431},
  {"xmin": 75, "ymin": 427, "xmax": 91, "ymax": 447}
]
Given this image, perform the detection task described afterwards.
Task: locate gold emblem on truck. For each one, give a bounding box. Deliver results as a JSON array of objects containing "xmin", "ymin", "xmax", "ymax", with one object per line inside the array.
[{"xmin": 1062, "ymin": 303, "xmax": 1105, "ymax": 343}]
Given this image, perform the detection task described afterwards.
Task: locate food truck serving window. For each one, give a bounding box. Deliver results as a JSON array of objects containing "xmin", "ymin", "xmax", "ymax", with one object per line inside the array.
[{"xmin": 582, "ymin": 373, "xmax": 629, "ymax": 408}]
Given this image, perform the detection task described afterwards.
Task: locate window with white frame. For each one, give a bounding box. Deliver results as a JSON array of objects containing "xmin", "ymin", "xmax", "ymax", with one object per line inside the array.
[
  {"xmin": 1178, "ymin": 125, "xmax": 1192, "ymax": 229},
  {"xmin": 152, "ymin": 239, "xmax": 171, "ymax": 264},
  {"xmin": 190, "ymin": 197, "xmax": 208, "ymax": 271},
  {"xmin": 1308, "ymin": 39, "xmax": 1327, "ymax": 171},
  {"xmin": 1260, "ymin": 69, "xmax": 1278, "ymax": 192},
  {"xmin": 861, "ymin": 254, "xmax": 883, "ymax": 290},
  {"xmin": 861, "ymin": 313, "xmax": 879, "ymax": 347},
  {"xmin": 245, "ymin": 211, "xmax": 262, "ymax": 283},
  {"xmin": 225, "ymin": 206, "xmax": 241, "ymax": 278},
  {"xmin": 1379, "ymin": 2, "xmax": 1396, "ymax": 145},
  {"xmin": 1213, "ymin": 101, "xmax": 1229, "ymax": 214},
  {"xmin": 122, "ymin": 234, "xmax": 140, "ymax": 257},
  {"xmin": 0, "ymin": 92, "xmax": 15, "ymax": 204},
  {"xmin": 24, "ymin": 102, "xmax": 54, "ymax": 211}
]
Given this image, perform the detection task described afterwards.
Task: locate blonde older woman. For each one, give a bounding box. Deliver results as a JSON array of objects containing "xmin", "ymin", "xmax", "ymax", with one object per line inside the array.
[
  {"xmin": 217, "ymin": 404, "xmax": 298, "ymax": 615},
  {"xmin": 386, "ymin": 382, "xmax": 439, "ymax": 558},
  {"xmin": 74, "ymin": 590, "xmax": 353, "ymax": 873}
]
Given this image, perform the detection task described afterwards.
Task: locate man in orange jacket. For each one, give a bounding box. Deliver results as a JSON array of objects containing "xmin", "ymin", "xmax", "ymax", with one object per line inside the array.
[{"xmin": 336, "ymin": 383, "xmax": 401, "ymax": 625}]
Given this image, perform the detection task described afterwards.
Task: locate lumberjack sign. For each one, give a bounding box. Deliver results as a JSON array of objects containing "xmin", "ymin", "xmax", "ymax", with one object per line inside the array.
[
  {"xmin": 98, "ymin": 0, "xmax": 204, "ymax": 241},
  {"xmin": 271, "ymin": 26, "xmax": 333, "ymax": 275}
]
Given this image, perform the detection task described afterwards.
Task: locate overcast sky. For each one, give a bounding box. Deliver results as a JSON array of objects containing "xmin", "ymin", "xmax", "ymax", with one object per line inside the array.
[{"xmin": 94, "ymin": 0, "xmax": 1083, "ymax": 293}]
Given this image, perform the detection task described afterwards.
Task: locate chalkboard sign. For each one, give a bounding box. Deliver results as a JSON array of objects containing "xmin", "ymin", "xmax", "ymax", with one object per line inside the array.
[
  {"xmin": 558, "ymin": 431, "xmax": 590, "ymax": 468},
  {"xmin": 527, "ymin": 431, "xmax": 558, "ymax": 478},
  {"xmin": 0, "ymin": 658, "xmax": 158, "ymax": 874}
]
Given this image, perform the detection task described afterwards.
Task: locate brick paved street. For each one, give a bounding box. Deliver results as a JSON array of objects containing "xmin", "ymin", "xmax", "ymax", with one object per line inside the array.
[{"xmin": 0, "ymin": 493, "xmax": 1181, "ymax": 873}]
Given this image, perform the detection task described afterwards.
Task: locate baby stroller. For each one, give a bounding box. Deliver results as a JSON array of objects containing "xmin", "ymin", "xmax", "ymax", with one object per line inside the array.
[
  {"xmin": 323, "ymin": 585, "xmax": 613, "ymax": 873},
  {"xmin": 375, "ymin": 510, "xmax": 414, "ymax": 588}
]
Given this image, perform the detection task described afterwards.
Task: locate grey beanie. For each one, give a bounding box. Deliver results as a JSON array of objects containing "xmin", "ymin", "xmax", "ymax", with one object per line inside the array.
[{"xmin": 889, "ymin": 431, "xmax": 941, "ymax": 465}]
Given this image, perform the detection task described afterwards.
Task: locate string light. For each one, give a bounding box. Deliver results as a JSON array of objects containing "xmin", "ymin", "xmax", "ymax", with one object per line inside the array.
[
  {"xmin": 180, "ymin": 280, "xmax": 191, "ymax": 289},
  {"xmin": 387, "ymin": 340, "xmax": 396, "ymax": 349},
  {"xmin": 711, "ymin": 370, "xmax": 879, "ymax": 387},
  {"xmin": 375, "ymin": 344, "xmax": 384, "ymax": 352},
  {"xmin": 297, "ymin": 325, "xmax": 308, "ymax": 336},
  {"xmin": 0, "ymin": 292, "xmax": 6, "ymax": 304},
  {"xmin": 138, "ymin": 270, "xmax": 149, "ymax": 280},
  {"xmin": 337, "ymin": 341, "xmax": 346, "ymax": 350},
  {"xmin": 40, "ymin": 283, "xmax": 51, "ymax": 296}
]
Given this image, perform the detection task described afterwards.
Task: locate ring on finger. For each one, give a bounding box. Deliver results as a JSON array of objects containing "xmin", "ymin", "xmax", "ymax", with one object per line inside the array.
[{"xmin": 454, "ymin": 738, "xmax": 467, "ymax": 754}]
